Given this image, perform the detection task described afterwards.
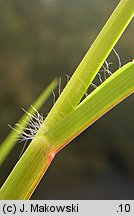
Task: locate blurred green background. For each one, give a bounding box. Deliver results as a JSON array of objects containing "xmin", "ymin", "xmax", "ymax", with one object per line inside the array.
[{"xmin": 0, "ymin": 0, "xmax": 134, "ymax": 199}]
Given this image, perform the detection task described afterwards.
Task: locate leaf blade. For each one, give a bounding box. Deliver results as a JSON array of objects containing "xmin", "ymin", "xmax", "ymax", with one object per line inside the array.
[
  {"xmin": 44, "ymin": 0, "xmax": 134, "ymax": 126},
  {"xmin": 46, "ymin": 62, "xmax": 134, "ymax": 151}
]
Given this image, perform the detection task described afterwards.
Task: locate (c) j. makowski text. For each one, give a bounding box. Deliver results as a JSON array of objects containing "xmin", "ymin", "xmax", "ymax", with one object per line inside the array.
[{"xmin": 20, "ymin": 203, "xmax": 79, "ymax": 213}]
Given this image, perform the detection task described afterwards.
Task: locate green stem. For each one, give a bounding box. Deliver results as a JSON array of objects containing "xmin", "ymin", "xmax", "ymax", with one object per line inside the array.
[
  {"xmin": 1, "ymin": 62, "xmax": 133, "ymax": 200},
  {"xmin": 0, "ymin": 135, "xmax": 54, "ymax": 199}
]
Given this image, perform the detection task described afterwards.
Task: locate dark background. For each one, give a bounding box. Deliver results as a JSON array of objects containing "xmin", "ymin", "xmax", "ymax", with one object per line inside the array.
[{"xmin": 0, "ymin": 0, "xmax": 134, "ymax": 199}]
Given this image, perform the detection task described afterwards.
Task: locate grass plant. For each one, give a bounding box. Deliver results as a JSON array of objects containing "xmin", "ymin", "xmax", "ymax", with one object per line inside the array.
[{"xmin": 0, "ymin": 0, "xmax": 133, "ymax": 199}]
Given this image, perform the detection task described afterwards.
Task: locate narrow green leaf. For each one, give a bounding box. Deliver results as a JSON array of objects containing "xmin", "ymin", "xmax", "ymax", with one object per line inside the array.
[
  {"xmin": 44, "ymin": 0, "xmax": 134, "ymax": 127},
  {"xmin": 0, "ymin": 79, "xmax": 58, "ymax": 166},
  {"xmin": 46, "ymin": 62, "xmax": 134, "ymax": 152}
]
